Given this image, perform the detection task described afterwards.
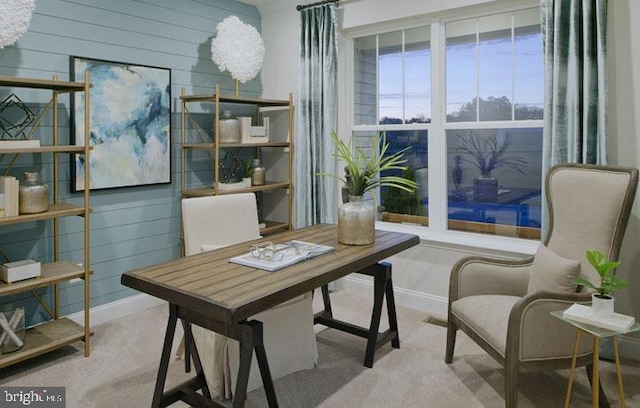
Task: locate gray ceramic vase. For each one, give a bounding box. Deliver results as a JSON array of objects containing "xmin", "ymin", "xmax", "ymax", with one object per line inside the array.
[{"xmin": 338, "ymin": 195, "xmax": 374, "ymax": 245}]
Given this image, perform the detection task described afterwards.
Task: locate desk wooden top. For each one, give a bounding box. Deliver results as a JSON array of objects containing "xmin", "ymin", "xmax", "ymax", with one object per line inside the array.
[{"xmin": 122, "ymin": 224, "xmax": 419, "ymax": 326}]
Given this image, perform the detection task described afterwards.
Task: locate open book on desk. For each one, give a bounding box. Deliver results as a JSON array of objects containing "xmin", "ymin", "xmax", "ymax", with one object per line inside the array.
[{"xmin": 229, "ymin": 240, "xmax": 334, "ymax": 272}]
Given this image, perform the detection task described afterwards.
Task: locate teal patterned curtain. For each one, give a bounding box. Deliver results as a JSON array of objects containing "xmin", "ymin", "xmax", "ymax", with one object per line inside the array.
[
  {"xmin": 295, "ymin": 4, "xmax": 338, "ymax": 228},
  {"xmin": 540, "ymin": 0, "xmax": 608, "ymax": 236},
  {"xmin": 541, "ymin": 0, "xmax": 608, "ymax": 169}
]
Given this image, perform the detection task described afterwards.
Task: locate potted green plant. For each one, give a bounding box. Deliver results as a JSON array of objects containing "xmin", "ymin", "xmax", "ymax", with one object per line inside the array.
[
  {"xmin": 319, "ymin": 131, "xmax": 417, "ymax": 245},
  {"xmin": 240, "ymin": 158, "xmax": 254, "ymax": 187},
  {"xmin": 456, "ymin": 131, "xmax": 527, "ymax": 202},
  {"xmin": 380, "ymin": 167, "xmax": 422, "ymax": 216},
  {"xmin": 572, "ymin": 249, "xmax": 629, "ymax": 316}
]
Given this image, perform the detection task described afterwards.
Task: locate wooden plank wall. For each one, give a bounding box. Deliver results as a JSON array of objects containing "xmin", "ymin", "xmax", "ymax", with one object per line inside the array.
[{"xmin": 0, "ymin": 0, "xmax": 261, "ymax": 325}]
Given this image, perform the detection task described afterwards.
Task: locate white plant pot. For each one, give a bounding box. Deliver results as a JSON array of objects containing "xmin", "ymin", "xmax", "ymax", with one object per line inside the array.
[
  {"xmin": 217, "ymin": 181, "xmax": 245, "ymax": 191},
  {"xmin": 591, "ymin": 293, "xmax": 615, "ymax": 317}
]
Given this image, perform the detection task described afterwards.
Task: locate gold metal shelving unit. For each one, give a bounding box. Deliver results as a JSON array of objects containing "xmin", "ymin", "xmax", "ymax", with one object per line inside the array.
[
  {"xmin": 180, "ymin": 85, "xmax": 294, "ymax": 238},
  {"xmin": 0, "ymin": 74, "xmax": 91, "ymax": 368}
]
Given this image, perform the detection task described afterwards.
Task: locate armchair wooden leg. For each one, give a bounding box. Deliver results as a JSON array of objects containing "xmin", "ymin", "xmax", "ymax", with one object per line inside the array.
[
  {"xmin": 445, "ymin": 319, "xmax": 456, "ymax": 364},
  {"xmin": 505, "ymin": 359, "xmax": 519, "ymax": 408}
]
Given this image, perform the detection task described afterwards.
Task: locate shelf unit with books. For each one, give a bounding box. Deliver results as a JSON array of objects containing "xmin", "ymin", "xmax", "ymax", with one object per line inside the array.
[
  {"xmin": 0, "ymin": 74, "xmax": 92, "ymax": 369},
  {"xmin": 180, "ymin": 85, "xmax": 293, "ymax": 240}
]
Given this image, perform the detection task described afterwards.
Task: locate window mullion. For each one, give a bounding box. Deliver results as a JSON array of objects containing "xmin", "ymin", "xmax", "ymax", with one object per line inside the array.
[
  {"xmin": 428, "ymin": 20, "xmax": 447, "ymax": 233},
  {"xmin": 475, "ymin": 18, "xmax": 480, "ymax": 122},
  {"xmin": 402, "ymin": 30, "xmax": 406, "ymax": 123},
  {"xmin": 376, "ymin": 34, "xmax": 380, "ymax": 124},
  {"xmin": 511, "ymin": 13, "xmax": 516, "ymax": 120}
]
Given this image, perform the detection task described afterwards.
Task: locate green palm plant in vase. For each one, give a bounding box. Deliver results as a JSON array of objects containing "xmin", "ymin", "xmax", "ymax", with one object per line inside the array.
[
  {"xmin": 319, "ymin": 131, "xmax": 418, "ymax": 245},
  {"xmin": 456, "ymin": 131, "xmax": 527, "ymax": 202},
  {"xmin": 572, "ymin": 249, "xmax": 629, "ymax": 316}
]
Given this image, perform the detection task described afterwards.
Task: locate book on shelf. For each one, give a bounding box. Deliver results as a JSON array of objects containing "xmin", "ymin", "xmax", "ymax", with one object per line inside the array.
[
  {"xmin": 0, "ymin": 176, "xmax": 19, "ymax": 217},
  {"xmin": 0, "ymin": 259, "xmax": 41, "ymax": 283},
  {"xmin": 0, "ymin": 139, "xmax": 40, "ymax": 149},
  {"xmin": 230, "ymin": 240, "xmax": 334, "ymax": 272},
  {"xmin": 562, "ymin": 303, "xmax": 636, "ymax": 332}
]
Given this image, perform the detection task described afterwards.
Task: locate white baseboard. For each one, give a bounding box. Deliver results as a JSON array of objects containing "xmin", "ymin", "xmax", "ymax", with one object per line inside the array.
[
  {"xmin": 341, "ymin": 276, "xmax": 640, "ymax": 362},
  {"xmin": 341, "ymin": 276, "xmax": 449, "ymax": 319},
  {"xmin": 66, "ymin": 282, "xmax": 640, "ymax": 362},
  {"xmin": 67, "ymin": 293, "xmax": 167, "ymax": 327},
  {"xmin": 617, "ymin": 335, "xmax": 640, "ymax": 361}
]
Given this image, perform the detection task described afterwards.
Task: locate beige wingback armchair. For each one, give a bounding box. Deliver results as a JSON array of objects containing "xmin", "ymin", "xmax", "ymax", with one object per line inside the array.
[
  {"xmin": 445, "ymin": 163, "xmax": 638, "ymax": 408},
  {"xmin": 181, "ymin": 194, "xmax": 318, "ymax": 399}
]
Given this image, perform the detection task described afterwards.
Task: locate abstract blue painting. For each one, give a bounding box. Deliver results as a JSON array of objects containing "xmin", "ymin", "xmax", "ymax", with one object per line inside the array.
[{"xmin": 70, "ymin": 56, "xmax": 171, "ymax": 191}]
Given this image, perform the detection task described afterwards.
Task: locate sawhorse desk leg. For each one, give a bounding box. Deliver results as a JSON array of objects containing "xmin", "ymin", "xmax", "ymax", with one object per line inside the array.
[
  {"xmin": 152, "ymin": 304, "xmax": 211, "ymax": 408},
  {"xmin": 233, "ymin": 320, "xmax": 279, "ymax": 408},
  {"xmin": 152, "ymin": 305, "xmax": 278, "ymax": 408},
  {"xmin": 314, "ymin": 262, "xmax": 400, "ymax": 368}
]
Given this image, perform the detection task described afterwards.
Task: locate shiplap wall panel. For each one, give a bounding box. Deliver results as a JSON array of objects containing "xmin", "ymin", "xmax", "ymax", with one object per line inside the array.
[
  {"xmin": 0, "ymin": 0, "xmax": 261, "ymax": 326},
  {"xmin": 32, "ymin": 4, "xmax": 212, "ymax": 43},
  {"xmin": 7, "ymin": 246, "xmax": 177, "ymax": 327},
  {"xmin": 0, "ymin": 213, "xmax": 179, "ymax": 265},
  {"xmin": 31, "ymin": 17, "xmax": 201, "ymax": 57},
  {"xmin": 32, "ymin": 0, "xmax": 260, "ymax": 93}
]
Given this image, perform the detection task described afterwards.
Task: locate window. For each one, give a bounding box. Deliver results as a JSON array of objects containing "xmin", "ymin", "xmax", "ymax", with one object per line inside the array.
[
  {"xmin": 355, "ymin": 26, "xmax": 431, "ymax": 125},
  {"xmin": 354, "ymin": 26, "xmax": 431, "ymax": 222},
  {"xmin": 351, "ymin": 4, "xmax": 543, "ymax": 241}
]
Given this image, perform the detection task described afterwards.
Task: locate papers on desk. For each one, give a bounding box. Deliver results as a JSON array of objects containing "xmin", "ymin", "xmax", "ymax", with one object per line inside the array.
[
  {"xmin": 563, "ymin": 303, "xmax": 636, "ymax": 332},
  {"xmin": 230, "ymin": 240, "xmax": 334, "ymax": 272}
]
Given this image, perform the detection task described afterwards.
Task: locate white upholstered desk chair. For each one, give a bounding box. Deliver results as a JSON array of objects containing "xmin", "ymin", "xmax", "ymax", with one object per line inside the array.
[{"xmin": 181, "ymin": 194, "xmax": 318, "ymax": 399}]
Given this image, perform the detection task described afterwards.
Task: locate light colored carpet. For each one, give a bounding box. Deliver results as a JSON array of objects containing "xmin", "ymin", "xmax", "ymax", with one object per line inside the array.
[{"xmin": 1, "ymin": 290, "xmax": 639, "ymax": 407}]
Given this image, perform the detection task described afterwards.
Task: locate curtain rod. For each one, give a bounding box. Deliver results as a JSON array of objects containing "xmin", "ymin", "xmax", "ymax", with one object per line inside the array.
[{"xmin": 296, "ymin": 0, "xmax": 339, "ymax": 11}]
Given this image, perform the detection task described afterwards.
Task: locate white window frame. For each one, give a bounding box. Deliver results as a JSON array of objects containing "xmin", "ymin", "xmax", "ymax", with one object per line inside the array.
[{"xmin": 342, "ymin": 1, "xmax": 542, "ymax": 255}]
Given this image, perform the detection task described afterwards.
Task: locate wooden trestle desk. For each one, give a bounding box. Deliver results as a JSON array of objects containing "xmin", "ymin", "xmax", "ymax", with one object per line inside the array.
[{"xmin": 121, "ymin": 224, "xmax": 420, "ymax": 407}]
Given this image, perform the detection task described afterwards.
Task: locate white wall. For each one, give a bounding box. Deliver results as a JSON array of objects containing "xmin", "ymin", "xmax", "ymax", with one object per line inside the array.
[
  {"xmin": 341, "ymin": 0, "xmax": 493, "ymax": 30},
  {"xmin": 608, "ymin": 0, "xmax": 640, "ymax": 352},
  {"xmin": 259, "ymin": 5, "xmax": 300, "ymax": 99},
  {"xmin": 258, "ymin": 0, "xmax": 640, "ymax": 358}
]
